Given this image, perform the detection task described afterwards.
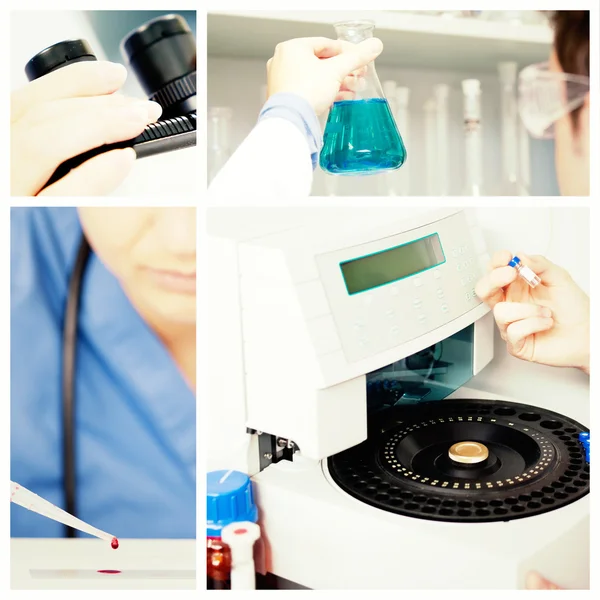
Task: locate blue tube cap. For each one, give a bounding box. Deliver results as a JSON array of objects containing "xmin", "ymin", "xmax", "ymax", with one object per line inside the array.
[
  {"xmin": 207, "ymin": 470, "xmax": 258, "ymax": 537},
  {"xmin": 578, "ymin": 432, "xmax": 590, "ymax": 463},
  {"xmin": 508, "ymin": 256, "xmax": 521, "ymax": 268}
]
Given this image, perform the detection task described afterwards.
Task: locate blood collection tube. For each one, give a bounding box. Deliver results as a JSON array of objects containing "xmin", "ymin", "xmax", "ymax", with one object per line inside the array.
[
  {"xmin": 508, "ymin": 256, "xmax": 540, "ymax": 288},
  {"xmin": 207, "ymin": 470, "xmax": 259, "ymax": 590}
]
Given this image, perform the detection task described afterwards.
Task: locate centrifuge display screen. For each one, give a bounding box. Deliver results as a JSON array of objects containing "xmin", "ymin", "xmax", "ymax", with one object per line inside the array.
[{"xmin": 340, "ymin": 233, "xmax": 444, "ymax": 295}]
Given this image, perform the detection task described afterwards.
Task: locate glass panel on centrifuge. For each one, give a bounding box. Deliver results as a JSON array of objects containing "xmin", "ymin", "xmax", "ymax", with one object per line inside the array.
[{"xmin": 366, "ymin": 324, "xmax": 475, "ymax": 414}]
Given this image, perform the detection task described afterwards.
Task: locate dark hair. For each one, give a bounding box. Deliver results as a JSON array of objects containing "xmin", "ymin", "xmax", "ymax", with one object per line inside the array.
[{"xmin": 551, "ymin": 11, "xmax": 589, "ymax": 77}]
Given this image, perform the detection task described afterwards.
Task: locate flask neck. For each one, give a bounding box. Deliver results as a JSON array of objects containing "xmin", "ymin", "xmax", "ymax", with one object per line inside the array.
[{"xmin": 334, "ymin": 20, "xmax": 375, "ymax": 42}]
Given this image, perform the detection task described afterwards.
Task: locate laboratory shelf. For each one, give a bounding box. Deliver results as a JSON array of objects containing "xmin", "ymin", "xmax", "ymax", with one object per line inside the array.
[{"xmin": 207, "ymin": 10, "xmax": 552, "ymax": 71}]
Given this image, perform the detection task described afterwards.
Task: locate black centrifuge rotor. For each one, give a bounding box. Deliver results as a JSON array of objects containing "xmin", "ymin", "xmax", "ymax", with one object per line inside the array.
[{"xmin": 328, "ymin": 400, "xmax": 589, "ymax": 523}]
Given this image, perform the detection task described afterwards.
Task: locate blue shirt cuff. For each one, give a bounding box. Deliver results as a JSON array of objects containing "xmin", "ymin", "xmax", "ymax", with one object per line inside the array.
[{"xmin": 258, "ymin": 93, "xmax": 322, "ymax": 170}]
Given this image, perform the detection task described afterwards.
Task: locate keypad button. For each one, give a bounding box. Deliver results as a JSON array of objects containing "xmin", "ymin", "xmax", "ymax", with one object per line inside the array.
[
  {"xmin": 441, "ymin": 304, "xmax": 449, "ymax": 313},
  {"xmin": 417, "ymin": 314, "xmax": 427, "ymax": 323},
  {"xmin": 413, "ymin": 277, "xmax": 423, "ymax": 287},
  {"xmin": 433, "ymin": 269, "xmax": 442, "ymax": 279},
  {"xmin": 413, "ymin": 298, "xmax": 422, "ymax": 309},
  {"xmin": 437, "ymin": 289, "xmax": 444, "ymax": 299},
  {"xmin": 386, "ymin": 309, "xmax": 395, "ymax": 319}
]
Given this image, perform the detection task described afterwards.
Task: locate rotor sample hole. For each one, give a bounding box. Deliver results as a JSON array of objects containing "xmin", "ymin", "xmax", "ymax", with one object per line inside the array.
[
  {"xmin": 457, "ymin": 509, "xmax": 472, "ymax": 517},
  {"xmin": 510, "ymin": 505, "xmax": 525, "ymax": 513},
  {"xmin": 519, "ymin": 412, "xmax": 541, "ymax": 422},
  {"xmin": 540, "ymin": 420, "xmax": 562, "ymax": 429},
  {"xmin": 494, "ymin": 407, "xmax": 517, "ymax": 416}
]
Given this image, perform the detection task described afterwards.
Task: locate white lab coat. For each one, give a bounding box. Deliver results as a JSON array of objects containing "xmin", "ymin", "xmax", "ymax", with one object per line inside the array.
[{"xmin": 207, "ymin": 118, "xmax": 314, "ymax": 198}]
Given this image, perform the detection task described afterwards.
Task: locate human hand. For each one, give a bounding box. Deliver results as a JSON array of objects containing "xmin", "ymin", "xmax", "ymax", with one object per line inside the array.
[
  {"xmin": 475, "ymin": 250, "xmax": 589, "ymax": 372},
  {"xmin": 525, "ymin": 571, "xmax": 562, "ymax": 589},
  {"xmin": 266, "ymin": 36, "xmax": 383, "ymax": 116},
  {"xmin": 11, "ymin": 61, "xmax": 162, "ymax": 196}
]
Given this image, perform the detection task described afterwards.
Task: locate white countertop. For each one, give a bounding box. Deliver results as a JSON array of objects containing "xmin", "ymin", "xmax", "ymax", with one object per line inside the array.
[{"xmin": 11, "ymin": 538, "xmax": 196, "ymax": 590}]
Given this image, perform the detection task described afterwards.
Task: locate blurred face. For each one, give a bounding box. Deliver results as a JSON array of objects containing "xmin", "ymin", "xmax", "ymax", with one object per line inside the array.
[
  {"xmin": 77, "ymin": 208, "xmax": 196, "ymax": 326},
  {"xmin": 549, "ymin": 49, "xmax": 590, "ymax": 195}
]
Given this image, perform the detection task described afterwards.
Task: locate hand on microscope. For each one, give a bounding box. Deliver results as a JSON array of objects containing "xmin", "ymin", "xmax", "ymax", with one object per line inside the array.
[
  {"xmin": 475, "ymin": 250, "xmax": 589, "ymax": 373},
  {"xmin": 266, "ymin": 36, "xmax": 384, "ymax": 116},
  {"xmin": 11, "ymin": 61, "xmax": 162, "ymax": 196}
]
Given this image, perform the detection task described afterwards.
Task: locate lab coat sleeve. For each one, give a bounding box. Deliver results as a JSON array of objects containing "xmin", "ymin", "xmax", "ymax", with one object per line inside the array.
[{"xmin": 208, "ymin": 93, "xmax": 322, "ymax": 199}]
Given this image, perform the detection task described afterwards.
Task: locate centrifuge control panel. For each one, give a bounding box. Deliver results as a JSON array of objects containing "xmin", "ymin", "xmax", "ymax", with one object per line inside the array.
[{"xmin": 316, "ymin": 211, "xmax": 486, "ymax": 363}]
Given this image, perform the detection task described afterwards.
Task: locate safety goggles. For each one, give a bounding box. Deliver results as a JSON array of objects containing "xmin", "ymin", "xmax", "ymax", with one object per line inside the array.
[{"xmin": 518, "ymin": 62, "xmax": 590, "ymax": 139}]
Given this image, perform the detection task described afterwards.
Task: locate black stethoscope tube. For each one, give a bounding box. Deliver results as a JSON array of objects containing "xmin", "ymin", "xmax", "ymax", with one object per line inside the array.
[{"xmin": 61, "ymin": 235, "xmax": 92, "ymax": 537}]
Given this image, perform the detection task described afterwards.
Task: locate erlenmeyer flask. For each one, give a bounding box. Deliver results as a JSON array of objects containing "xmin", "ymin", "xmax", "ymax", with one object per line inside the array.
[{"xmin": 319, "ymin": 20, "xmax": 407, "ymax": 176}]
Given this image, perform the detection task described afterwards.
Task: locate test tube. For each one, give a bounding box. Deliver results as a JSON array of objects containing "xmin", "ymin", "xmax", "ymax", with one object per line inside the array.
[
  {"xmin": 395, "ymin": 87, "xmax": 411, "ymax": 196},
  {"xmin": 424, "ymin": 99, "xmax": 436, "ymax": 196},
  {"xmin": 208, "ymin": 107, "xmax": 233, "ymax": 185},
  {"xmin": 462, "ymin": 79, "xmax": 484, "ymax": 196},
  {"xmin": 498, "ymin": 62, "xmax": 520, "ymax": 195},
  {"xmin": 518, "ymin": 120, "xmax": 531, "ymax": 196},
  {"xmin": 221, "ymin": 521, "xmax": 261, "ymax": 590},
  {"xmin": 433, "ymin": 84, "xmax": 450, "ymax": 196},
  {"xmin": 508, "ymin": 256, "xmax": 540, "ymax": 288}
]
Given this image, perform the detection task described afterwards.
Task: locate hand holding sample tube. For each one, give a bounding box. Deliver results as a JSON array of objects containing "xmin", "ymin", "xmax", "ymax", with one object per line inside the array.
[{"xmin": 475, "ymin": 250, "xmax": 589, "ymax": 372}]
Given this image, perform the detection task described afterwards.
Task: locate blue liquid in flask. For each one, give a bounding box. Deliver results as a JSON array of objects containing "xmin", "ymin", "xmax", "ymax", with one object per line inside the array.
[{"xmin": 320, "ymin": 98, "xmax": 406, "ymax": 175}]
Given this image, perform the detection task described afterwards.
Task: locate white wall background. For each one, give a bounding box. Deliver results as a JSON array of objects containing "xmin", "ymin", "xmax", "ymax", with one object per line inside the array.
[{"xmin": 207, "ymin": 56, "xmax": 559, "ymax": 197}]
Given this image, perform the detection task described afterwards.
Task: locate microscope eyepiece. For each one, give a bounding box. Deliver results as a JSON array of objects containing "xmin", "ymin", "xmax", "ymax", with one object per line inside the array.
[
  {"xmin": 121, "ymin": 14, "xmax": 196, "ymax": 118},
  {"xmin": 25, "ymin": 39, "xmax": 97, "ymax": 82}
]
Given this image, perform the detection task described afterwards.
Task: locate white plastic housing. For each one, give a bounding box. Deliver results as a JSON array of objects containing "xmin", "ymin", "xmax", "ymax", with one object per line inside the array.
[{"xmin": 207, "ymin": 208, "xmax": 492, "ymax": 468}]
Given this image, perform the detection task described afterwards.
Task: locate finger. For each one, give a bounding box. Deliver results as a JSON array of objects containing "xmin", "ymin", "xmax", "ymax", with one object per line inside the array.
[
  {"xmin": 518, "ymin": 252, "xmax": 572, "ymax": 287},
  {"xmin": 39, "ymin": 148, "xmax": 136, "ymax": 197},
  {"xmin": 493, "ymin": 302, "xmax": 552, "ymax": 335},
  {"xmin": 474, "ymin": 266, "xmax": 518, "ymax": 308},
  {"xmin": 339, "ymin": 73, "xmax": 367, "ymax": 93},
  {"xmin": 505, "ymin": 317, "xmax": 553, "ymax": 355},
  {"xmin": 487, "ymin": 249, "xmax": 514, "ymax": 271},
  {"xmin": 525, "ymin": 571, "xmax": 562, "ymax": 590},
  {"xmin": 13, "ymin": 100, "xmax": 161, "ymax": 195},
  {"xmin": 22, "ymin": 94, "xmax": 155, "ymax": 125},
  {"xmin": 326, "ymin": 38, "xmax": 384, "ymax": 82},
  {"xmin": 11, "ymin": 61, "xmax": 127, "ymax": 123},
  {"xmin": 286, "ymin": 37, "xmax": 347, "ymax": 58}
]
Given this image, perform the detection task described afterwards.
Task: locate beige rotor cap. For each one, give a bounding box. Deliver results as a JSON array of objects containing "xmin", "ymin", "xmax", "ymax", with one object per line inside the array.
[{"xmin": 448, "ymin": 441, "xmax": 489, "ymax": 464}]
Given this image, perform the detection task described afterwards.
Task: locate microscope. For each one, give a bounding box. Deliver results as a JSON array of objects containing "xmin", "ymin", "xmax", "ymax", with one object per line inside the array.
[
  {"xmin": 207, "ymin": 207, "xmax": 589, "ymax": 589},
  {"xmin": 23, "ymin": 14, "xmax": 196, "ymax": 190}
]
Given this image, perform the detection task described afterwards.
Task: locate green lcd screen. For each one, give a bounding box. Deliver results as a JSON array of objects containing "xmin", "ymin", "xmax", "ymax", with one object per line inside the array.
[{"xmin": 340, "ymin": 233, "xmax": 445, "ymax": 295}]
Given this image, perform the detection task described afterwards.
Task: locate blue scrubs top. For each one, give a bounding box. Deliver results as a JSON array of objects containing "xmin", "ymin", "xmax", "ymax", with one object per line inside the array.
[{"xmin": 10, "ymin": 208, "xmax": 195, "ymax": 539}]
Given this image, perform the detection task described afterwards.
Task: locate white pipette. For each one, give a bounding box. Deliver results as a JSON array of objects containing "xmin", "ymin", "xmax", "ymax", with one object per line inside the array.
[{"xmin": 10, "ymin": 481, "xmax": 118, "ymax": 548}]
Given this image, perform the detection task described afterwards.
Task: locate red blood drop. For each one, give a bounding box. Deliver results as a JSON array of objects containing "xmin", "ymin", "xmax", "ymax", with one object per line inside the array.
[
  {"xmin": 98, "ymin": 570, "xmax": 121, "ymax": 574},
  {"xmin": 111, "ymin": 537, "xmax": 119, "ymax": 550},
  {"xmin": 234, "ymin": 528, "xmax": 248, "ymax": 535}
]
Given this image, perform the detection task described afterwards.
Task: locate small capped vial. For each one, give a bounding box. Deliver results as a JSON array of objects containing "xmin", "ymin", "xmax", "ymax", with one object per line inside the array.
[{"xmin": 508, "ymin": 256, "xmax": 541, "ymax": 288}]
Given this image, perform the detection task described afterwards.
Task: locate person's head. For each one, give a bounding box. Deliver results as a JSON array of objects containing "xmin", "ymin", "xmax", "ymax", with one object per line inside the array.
[
  {"xmin": 549, "ymin": 10, "xmax": 589, "ymax": 195},
  {"xmin": 77, "ymin": 208, "xmax": 196, "ymax": 330}
]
